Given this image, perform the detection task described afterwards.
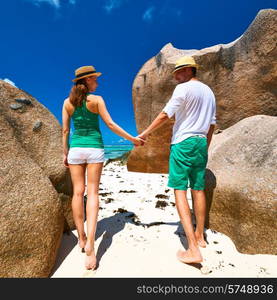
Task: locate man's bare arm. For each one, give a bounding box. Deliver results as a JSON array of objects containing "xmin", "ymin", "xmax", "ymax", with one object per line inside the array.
[
  {"xmin": 139, "ymin": 112, "xmax": 170, "ymax": 140},
  {"xmin": 207, "ymin": 124, "xmax": 215, "ymax": 148}
]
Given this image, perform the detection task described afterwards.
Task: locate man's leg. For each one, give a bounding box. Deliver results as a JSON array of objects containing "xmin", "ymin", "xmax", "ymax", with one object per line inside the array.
[
  {"xmin": 175, "ymin": 189, "xmax": 203, "ymax": 263},
  {"xmin": 191, "ymin": 189, "xmax": 207, "ymax": 247},
  {"xmin": 190, "ymin": 137, "xmax": 208, "ymax": 247}
]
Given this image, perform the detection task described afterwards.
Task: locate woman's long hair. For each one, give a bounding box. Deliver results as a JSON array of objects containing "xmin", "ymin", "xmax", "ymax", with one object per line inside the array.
[{"xmin": 69, "ymin": 79, "xmax": 89, "ymax": 107}]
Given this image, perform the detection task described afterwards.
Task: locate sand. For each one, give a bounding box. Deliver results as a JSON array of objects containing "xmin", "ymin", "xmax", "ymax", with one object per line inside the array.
[{"xmin": 51, "ymin": 162, "xmax": 277, "ymax": 278}]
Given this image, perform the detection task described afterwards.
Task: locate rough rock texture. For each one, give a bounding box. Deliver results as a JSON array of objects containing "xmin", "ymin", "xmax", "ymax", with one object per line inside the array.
[
  {"xmin": 0, "ymin": 80, "xmax": 73, "ymax": 277},
  {"xmin": 0, "ymin": 81, "xmax": 73, "ymax": 195},
  {"xmin": 127, "ymin": 9, "xmax": 277, "ymax": 173},
  {"xmin": 205, "ymin": 115, "xmax": 277, "ymax": 255},
  {"xmin": 59, "ymin": 193, "xmax": 75, "ymax": 231},
  {"xmin": 127, "ymin": 121, "xmax": 173, "ymax": 173}
]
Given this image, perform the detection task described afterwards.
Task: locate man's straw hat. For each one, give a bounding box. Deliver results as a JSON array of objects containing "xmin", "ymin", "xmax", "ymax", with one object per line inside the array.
[
  {"xmin": 172, "ymin": 56, "xmax": 200, "ymax": 74},
  {"xmin": 72, "ymin": 65, "xmax": 102, "ymax": 82}
]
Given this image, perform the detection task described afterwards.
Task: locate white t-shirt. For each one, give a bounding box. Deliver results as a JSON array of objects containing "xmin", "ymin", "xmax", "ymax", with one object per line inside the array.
[{"xmin": 163, "ymin": 80, "xmax": 216, "ymax": 144}]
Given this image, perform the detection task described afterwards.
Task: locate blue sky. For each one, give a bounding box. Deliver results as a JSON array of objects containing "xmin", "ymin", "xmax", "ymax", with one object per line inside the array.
[{"xmin": 1, "ymin": 0, "xmax": 276, "ymax": 145}]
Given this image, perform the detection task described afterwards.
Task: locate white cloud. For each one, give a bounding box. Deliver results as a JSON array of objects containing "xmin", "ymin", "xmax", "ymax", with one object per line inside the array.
[
  {"xmin": 142, "ymin": 6, "xmax": 155, "ymax": 22},
  {"xmin": 30, "ymin": 0, "xmax": 60, "ymax": 8},
  {"xmin": 104, "ymin": 0, "xmax": 126, "ymax": 13},
  {"xmin": 24, "ymin": 0, "xmax": 76, "ymax": 9},
  {"xmin": 1, "ymin": 78, "xmax": 17, "ymax": 87},
  {"xmin": 142, "ymin": 1, "xmax": 183, "ymax": 24}
]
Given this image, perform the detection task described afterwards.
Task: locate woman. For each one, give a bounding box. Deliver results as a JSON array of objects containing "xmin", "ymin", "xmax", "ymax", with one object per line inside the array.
[{"xmin": 62, "ymin": 65, "xmax": 143, "ymax": 270}]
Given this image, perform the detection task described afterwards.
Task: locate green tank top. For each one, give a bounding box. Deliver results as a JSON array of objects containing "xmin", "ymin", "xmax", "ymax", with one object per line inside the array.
[{"xmin": 69, "ymin": 99, "xmax": 104, "ymax": 148}]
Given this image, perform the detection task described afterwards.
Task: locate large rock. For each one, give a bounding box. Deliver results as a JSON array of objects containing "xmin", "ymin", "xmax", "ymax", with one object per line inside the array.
[
  {"xmin": 127, "ymin": 9, "xmax": 277, "ymax": 173},
  {"xmin": 0, "ymin": 81, "xmax": 73, "ymax": 195},
  {"xmin": 205, "ymin": 115, "xmax": 277, "ymax": 255},
  {"xmin": 0, "ymin": 80, "xmax": 73, "ymax": 277}
]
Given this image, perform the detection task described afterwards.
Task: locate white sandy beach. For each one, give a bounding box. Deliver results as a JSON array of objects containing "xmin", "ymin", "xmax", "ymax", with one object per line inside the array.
[{"xmin": 51, "ymin": 161, "xmax": 277, "ymax": 278}]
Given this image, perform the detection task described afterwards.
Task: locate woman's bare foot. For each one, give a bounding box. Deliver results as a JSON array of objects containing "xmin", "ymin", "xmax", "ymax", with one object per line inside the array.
[
  {"xmin": 84, "ymin": 242, "xmax": 97, "ymax": 270},
  {"xmin": 85, "ymin": 251, "xmax": 97, "ymax": 270},
  {"xmin": 195, "ymin": 232, "xmax": 207, "ymax": 248},
  {"xmin": 177, "ymin": 248, "xmax": 203, "ymax": 264}
]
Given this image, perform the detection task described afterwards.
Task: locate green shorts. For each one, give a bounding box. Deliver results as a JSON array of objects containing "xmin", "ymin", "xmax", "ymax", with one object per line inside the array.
[{"xmin": 168, "ymin": 136, "xmax": 208, "ymax": 191}]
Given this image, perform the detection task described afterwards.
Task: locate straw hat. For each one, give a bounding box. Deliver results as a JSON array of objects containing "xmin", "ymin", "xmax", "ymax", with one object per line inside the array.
[
  {"xmin": 72, "ymin": 65, "xmax": 102, "ymax": 82},
  {"xmin": 172, "ymin": 56, "xmax": 200, "ymax": 74}
]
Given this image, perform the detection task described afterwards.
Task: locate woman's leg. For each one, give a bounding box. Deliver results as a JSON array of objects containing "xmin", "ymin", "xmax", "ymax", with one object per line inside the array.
[
  {"xmin": 69, "ymin": 163, "xmax": 87, "ymax": 250},
  {"xmin": 84, "ymin": 162, "xmax": 103, "ymax": 270}
]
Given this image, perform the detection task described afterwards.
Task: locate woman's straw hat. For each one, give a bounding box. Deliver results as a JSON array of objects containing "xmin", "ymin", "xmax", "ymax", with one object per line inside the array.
[
  {"xmin": 72, "ymin": 65, "xmax": 102, "ymax": 82},
  {"xmin": 172, "ymin": 56, "xmax": 200, "ymax": 74}
]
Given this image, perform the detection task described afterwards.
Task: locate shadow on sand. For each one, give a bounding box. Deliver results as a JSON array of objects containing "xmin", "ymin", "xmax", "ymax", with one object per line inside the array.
[
  {"xmin": 95, "ymin": 211, "xmax": 178, "ymax": 268},
  {"xmin": 52, "ymin": 202, "xmax": 211, "ymax": 275},
  {"xmin": 50, "ymin": 230, "xmax": 78, "ymax": 276}
]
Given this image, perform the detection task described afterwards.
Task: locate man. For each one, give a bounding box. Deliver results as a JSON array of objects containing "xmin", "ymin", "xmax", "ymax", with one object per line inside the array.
[{"xmin": 138, "ymin": 56, "xmax": 216, "ymax": 264}]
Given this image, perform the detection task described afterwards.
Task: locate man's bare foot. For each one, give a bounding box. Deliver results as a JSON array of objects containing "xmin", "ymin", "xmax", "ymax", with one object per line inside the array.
[
  {"xmin": 195, "ymin": 232, "xmax": 207, "ymax": 248},
  {"xmin": 84, "ymin": 242, "xmax": 96, "ymax": 270},
  {"xmin": 176, "ymin": 248, "xmax": 203, "ymax": 264}
]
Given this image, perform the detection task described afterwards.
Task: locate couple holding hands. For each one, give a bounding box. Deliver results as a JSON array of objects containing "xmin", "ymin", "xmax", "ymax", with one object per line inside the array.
[{"xmin": 62, "ymin": 56, "xmax": 216, "ymax": 270}]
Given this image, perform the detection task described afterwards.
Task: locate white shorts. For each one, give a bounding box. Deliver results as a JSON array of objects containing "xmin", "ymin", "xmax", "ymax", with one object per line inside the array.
[{"xmin": 68, "ymin": 147, "xmax": 105, "ymax": 164}]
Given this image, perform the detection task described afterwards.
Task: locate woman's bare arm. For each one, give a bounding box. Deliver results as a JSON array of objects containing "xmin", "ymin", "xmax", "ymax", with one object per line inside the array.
[
  {"xmin": 62, "ymin": 100, "xmax": 71, "ymax": 155},
  {"xmin": 97, "ymin": 96, "xmax": 142, "ymax": 145}
]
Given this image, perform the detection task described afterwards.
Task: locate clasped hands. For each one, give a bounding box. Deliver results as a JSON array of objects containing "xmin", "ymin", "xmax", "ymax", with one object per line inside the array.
[{"xmin": 132, "ymin": 132, "xmax": 147, "ymax": 147}]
